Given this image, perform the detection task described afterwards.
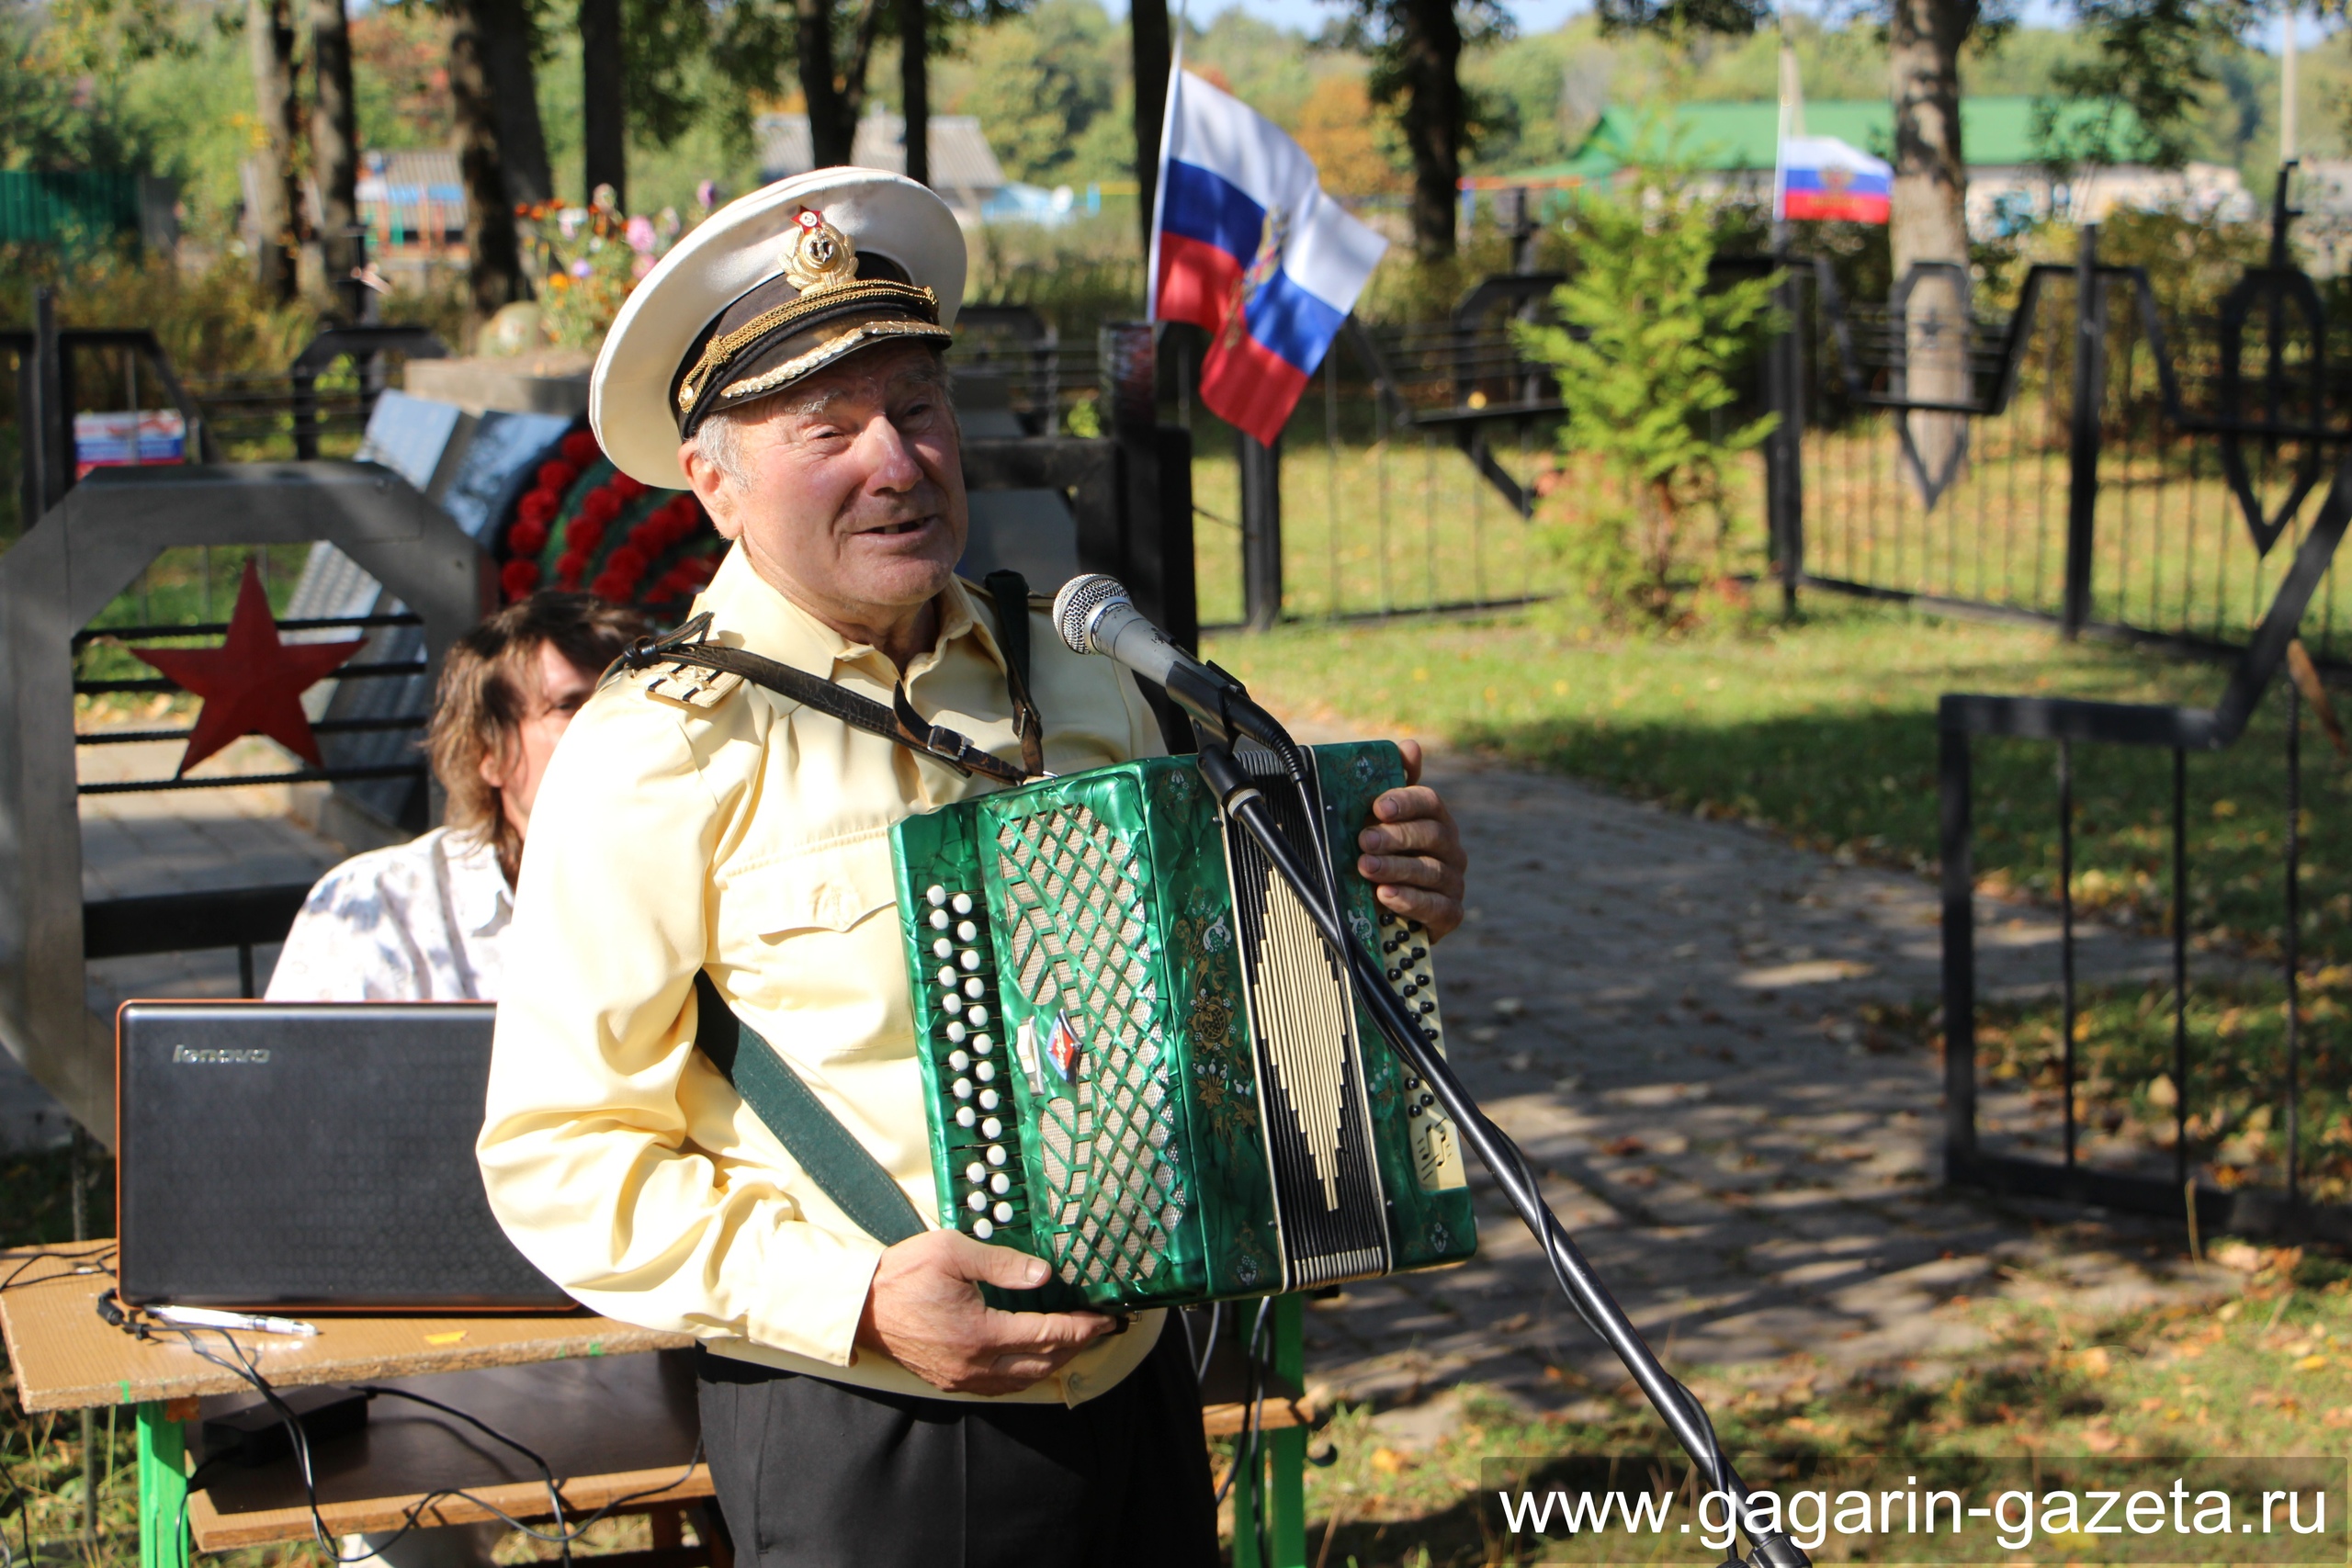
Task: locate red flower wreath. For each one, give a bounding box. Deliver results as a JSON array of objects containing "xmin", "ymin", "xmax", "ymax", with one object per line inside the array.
[
  {"xmin": 500, "ymin": 428, "xmax": 722, "ymax": 609},
  {"xmin": 499, "ymin": 429, "xmax": 605, "ymax": 600}
]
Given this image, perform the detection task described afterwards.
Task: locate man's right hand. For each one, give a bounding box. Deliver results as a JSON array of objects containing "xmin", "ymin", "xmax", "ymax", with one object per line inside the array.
[{"xmin": 854, "ymin": 1228, "xmax": 1113, "ymax": 1395}]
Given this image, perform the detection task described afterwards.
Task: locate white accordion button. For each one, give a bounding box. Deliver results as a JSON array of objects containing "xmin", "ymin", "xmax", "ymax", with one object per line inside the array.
[
  {"xmin": 952, "ymin": 1077, "xmax": 973, "ymax": 1100},
  {"xmin": 951, "ymin": 893, "xmax": 974, "ymax": 916},
  {"xmin": 929, "ymin": 908, "xmax": 949, "ymax": 931},
  {"xmin": 986, "ymin": 1144, "xmax": 1008, "ymax": 1167},
  {"xmin": 973, "ymin": 1218, "xmax": 994, "ymax": 1239},
  {"xmin": 967, "ymin": 1190, "xmax": 988, "ymax": 1213},
  {"xmin": 962, "ymin": 977, "xmax": 984, "ymax": 999},
  {"xmin": 989, "ymin": 1172, "xmax": 1011, "ymax": 1196},
  {"xmin": 956, "ymin": 920, "xmax": 978, "ymax": 942},
  {"xmin": 967, "ymin": 1005, "xmax": 989, "ymax": 1026},
  {"xmin": 975, "ymin": 1061, "xmax": 996, "ymax": 1084},
  {"xmin": 926, "ymin": 886, "xmax": 947, "ymax": 908},
  {"xmin": 958, "ymin": 949, "xmax": 981, "ymax": 972},
  {"xmin": 956, "ymin": 1106, "xmax": 977, "ymax": 1128},
  {"xmin": 948, "ymin": 1050, "xmax": 970, "ymax": 1072},
  {"xmin": 932, "ymin": 938, "xmax": 953, "ymax": 960},
  {"xmin": 945, "ymin": 1021, "xmax": 967, "ymax": 1043},
  {"xmin": 971, "ymin": 1033, "xmax": 992, "ymax": 1055},
  {"xmin": 936, "ymin": 966, "xmax": 957, "ymax": 989},
  {"xmin": 980, "ymin": 1116, "xmax": 1003, "ymax": 1138},
  {"xmin": 978, "ymin": 1089, "xmax": 1001, "ymax": 1111},
  {"xmin": 966, "ymin": 1161, "xmax": 986, "ymax": 1184},
  {"xmin": 992, "ymin": 1201, "xmax": 1013, "ymax": 1223}
]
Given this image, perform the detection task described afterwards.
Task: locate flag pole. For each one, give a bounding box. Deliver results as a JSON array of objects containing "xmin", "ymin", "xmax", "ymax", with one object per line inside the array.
[{"xmin": 1771, "ymin": 12, "xmax": 1801, "ymax": 246}]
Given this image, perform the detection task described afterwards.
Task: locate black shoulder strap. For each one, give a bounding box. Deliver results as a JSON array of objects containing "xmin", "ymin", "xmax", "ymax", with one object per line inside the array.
[
  {"xmin": 693, "ymin": 971, "xmax": 926, "ymax": 1246},
  {"xmin": 982, "ymin": 570, "xmax": 1046, "ymax": 779},
  {"xmin": 616, "ymin": 613, "xmax": 1030, "ymax": 786}
]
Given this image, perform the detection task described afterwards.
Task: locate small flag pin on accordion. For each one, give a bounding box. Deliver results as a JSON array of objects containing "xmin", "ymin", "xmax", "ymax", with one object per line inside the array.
[{"xmin": 1046, "ymin": 1010, "xmax": 1081, "ymax": 1082}]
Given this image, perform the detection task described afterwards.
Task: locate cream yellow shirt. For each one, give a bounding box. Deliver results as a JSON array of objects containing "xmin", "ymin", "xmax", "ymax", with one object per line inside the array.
[{"xmin": 479, "ymin": 545, "xmax": 1169, "ymax": 1404}]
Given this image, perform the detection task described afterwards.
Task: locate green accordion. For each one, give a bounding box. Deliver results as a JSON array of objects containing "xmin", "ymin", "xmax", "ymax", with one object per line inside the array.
[{"xmin": 888, "ymin": 739, "xmax": 1476, "ymax": 1311}]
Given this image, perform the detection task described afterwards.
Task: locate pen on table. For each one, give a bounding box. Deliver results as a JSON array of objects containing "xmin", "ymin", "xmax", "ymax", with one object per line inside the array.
[{"xmin": 150, "ymin": 1303, "xmax": 319, "ymax": 1337}]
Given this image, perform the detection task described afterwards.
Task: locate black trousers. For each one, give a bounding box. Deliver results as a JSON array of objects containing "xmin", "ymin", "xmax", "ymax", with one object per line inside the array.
[{"xmin": 695, "ymin": 1322, "xmax": 1217, "ymax": 1568}]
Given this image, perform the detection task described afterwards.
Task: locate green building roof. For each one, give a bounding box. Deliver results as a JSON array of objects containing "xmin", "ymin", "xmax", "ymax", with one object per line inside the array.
[{"xmin": 1502, "ymin": 96, "xmax": 2149, "ymax": 183}]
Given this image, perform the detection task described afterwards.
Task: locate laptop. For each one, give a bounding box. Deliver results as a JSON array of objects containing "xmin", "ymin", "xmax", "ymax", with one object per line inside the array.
[{"xmin": 117, "ymin": 1001, "xmax": 573, "ymax": 1311}]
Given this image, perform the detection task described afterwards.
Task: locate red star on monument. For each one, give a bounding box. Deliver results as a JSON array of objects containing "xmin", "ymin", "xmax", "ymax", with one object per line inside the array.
[{"xmin": 130, "ymin": 559, "xmax": 366, "ymax": 776}]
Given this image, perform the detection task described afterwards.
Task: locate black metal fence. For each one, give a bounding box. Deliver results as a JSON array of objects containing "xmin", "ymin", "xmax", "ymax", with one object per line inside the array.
[
  {"xmin": 1938, "ymin": 473, "xmax": 2350, "ymax": 1235},
  {"xmin": 1791, "ymin": 212, "xmax": 2352, "ymax": 665}
]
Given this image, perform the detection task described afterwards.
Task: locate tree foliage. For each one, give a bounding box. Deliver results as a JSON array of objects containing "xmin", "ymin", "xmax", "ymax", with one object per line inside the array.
[
  {"xmin": 1518, "ymin": 141, "xmax": 1779, "ymax": 626},
  {"xmin": 960, "ymin": 0, "xmax": 1122, "ymax": 183},
  {"xmin": 2035, "ymin": 0, "xmax": 2248, "ymax": 172}
]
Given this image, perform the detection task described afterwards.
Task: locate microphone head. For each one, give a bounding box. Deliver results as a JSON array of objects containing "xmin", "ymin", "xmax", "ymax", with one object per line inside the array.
[{"xmin": 1051, "ymin": 574, "xmax": 1129, "ymax": 656}]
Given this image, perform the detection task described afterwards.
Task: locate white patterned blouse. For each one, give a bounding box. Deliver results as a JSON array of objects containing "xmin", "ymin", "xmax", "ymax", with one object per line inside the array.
[{"xmin": 264, "ymin": 826, "xmax": 513, "ymax": 1001}]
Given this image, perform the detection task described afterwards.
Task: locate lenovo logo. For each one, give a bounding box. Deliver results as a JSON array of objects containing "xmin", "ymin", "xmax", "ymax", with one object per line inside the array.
[{"xmin": 172, "ymin": 1045, "xmax": 270, "ymax": 1065}]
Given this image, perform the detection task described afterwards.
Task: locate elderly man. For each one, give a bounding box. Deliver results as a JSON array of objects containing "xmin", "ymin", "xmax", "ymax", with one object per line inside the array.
[{"xmin": 478, "ymin": 171, "xmax": 1468, "ymax": 1567}]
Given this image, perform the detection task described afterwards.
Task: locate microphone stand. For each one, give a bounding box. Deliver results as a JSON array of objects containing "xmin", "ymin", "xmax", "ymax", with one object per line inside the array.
[{"xmin": 1190, "ymin": 735, "xmax": 1810, "ymax": 1568}]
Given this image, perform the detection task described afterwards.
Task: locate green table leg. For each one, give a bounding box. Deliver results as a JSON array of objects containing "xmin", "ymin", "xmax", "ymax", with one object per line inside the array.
[
  {"xmin": 136, "ymin": 1404, "xmax": 188, "ymax": 1568},
  {"xmin": 1269, "ymin": 1294, "xmax": 1307, "ymax": 1568},
  {"xmin": 1229, "ymin": 1296, "xmax": 1309, "ymax": 1568}
]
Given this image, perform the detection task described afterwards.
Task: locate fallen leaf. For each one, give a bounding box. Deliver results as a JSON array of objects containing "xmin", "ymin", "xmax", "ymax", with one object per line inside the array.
[
  {"xmin": 2298, "ymin": 1354, "xmax": 2330, "ymax": 1371},
  {"xmin": 2084, "ymin": 1427, "xmax": 2121, "ymax": 1453},
  {"xmin": 2075, "ymin": 1347, "xmax": 2111, "ymax": 1376},
  {"xmin": 1370, "ymin": 1447, "xmax": 1406, "ymax": 1474},
  {"xmin": 2213, "ymin": 1241, "xmax": 2265, "ymax": 1272}
]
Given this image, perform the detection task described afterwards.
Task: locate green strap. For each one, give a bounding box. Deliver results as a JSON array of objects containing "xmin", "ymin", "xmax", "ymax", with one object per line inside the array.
[{"xmin": 693, "ymin": 971, "xmax": 926, "ymax": 1246}]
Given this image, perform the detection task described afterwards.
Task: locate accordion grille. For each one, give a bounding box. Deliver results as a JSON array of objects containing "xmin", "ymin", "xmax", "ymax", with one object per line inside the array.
[{"xmin": 993, "ymin": 803, "xmax": 1185, "ymax": 1288}]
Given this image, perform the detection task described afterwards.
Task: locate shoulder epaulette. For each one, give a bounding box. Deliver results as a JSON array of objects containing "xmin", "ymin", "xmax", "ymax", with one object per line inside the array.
[{"xmin": 601, "ymin": 612, "xmax": 748, "ymax": 711}]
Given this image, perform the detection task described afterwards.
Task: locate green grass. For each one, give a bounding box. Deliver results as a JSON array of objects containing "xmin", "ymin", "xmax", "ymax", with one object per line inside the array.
[
  {"xmin": 1182, "ymin": 392, "xmax": 2352, "ymax": 659},
  {"xmin": 1278, "ymin": 1247, "xmax": 2352, "ymax": 1566},
  {"xmin": 1202, "ymin": 592, "xmax": 2352, "ymax": 964}
]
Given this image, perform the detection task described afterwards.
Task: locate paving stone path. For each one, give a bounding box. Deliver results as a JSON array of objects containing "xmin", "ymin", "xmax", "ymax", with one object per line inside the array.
[{"xmin": 1289, "ymin": 735, "xmax": 2233, "ymax": 1447}]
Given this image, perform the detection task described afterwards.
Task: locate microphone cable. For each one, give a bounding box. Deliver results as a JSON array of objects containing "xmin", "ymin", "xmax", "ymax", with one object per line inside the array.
[{"xmin": 94, "ymin": 1292, "xmax": 704, "ymax": 1567}]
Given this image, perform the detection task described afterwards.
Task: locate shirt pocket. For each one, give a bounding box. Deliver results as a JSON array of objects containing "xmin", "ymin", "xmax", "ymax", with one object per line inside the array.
[{"xmin": 721, "ymin": 832, "xmax": 900, "ymax": 938}]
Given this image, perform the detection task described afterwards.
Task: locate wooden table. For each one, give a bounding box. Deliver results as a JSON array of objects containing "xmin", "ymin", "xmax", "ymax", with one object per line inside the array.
[
  {"xmin": 0, "ymin": 1243, "xmax": 707, "ymax": 1568},
  {"xmin": 5, "ymin": 1243, "xmax": 1317, "ymax": 1568}
]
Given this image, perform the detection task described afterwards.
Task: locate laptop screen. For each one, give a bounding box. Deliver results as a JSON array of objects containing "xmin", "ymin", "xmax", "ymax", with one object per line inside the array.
[{"xmin": 117, "ymin": 1001, "xmax": 572, "ymax": 1311}]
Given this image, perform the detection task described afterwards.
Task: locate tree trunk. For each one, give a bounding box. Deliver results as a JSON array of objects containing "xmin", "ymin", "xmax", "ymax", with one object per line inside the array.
[
  {"xmin": 1889, "ymin": 0, "xmax": 1975, "ymax": 501},
  {"xmin": 581, "ymin": 0, "xmax": 627, "ymax": 208},
  {"xmin": 1131, "ymin": 0, "xmax": 1170, "ymax": 250},
  {"xmin": 449, "ymin": 0, "xmax": 524, "ymax": 325},
  {"xmin": 1395, "ymin": 0, "xmax": 1464, "ymax": 264},
  {"xmin": 797, "ymin": 0, "xmax": 851, "ymax": 165},
  {"xmin": 309, "ymin": 0, "xmax": 362, "ymax": 316},
  {"xmin": 482, "ymin": 0, "xmax": 554, "ymax": 205},
  {"xmin": 244, "ymin": 0, "xmax": 302, "ymax": 301},
  {"xmin": 899, "ymin": 0, "xmax": 927, "ymax": 186}
]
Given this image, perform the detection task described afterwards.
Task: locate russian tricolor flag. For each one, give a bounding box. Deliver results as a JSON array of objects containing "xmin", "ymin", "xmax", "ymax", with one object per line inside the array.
[
  {"xmin": 1149, "ymin": 69, "xmax": 1388, "ymax": 445},
  {"xmin": 1775, "ymin": 135, "xmax": 1893, "ymax": 224}
]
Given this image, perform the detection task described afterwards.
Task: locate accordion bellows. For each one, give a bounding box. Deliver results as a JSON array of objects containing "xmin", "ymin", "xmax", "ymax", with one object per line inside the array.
[{"xmin": 890, "ymin": 740, "xmax": 1476, "ymax": 1311}]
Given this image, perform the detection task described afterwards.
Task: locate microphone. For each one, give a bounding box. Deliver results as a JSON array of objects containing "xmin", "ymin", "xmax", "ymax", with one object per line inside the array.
[{"xmin": 1050, "ymin": 575, "xmax": 1287, "ymax": 748}]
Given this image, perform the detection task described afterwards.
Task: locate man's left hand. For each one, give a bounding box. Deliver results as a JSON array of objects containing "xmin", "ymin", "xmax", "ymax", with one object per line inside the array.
[{"xmin": 1359, "ymin": 739, "xmax": 1467, "ymax": 942}]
